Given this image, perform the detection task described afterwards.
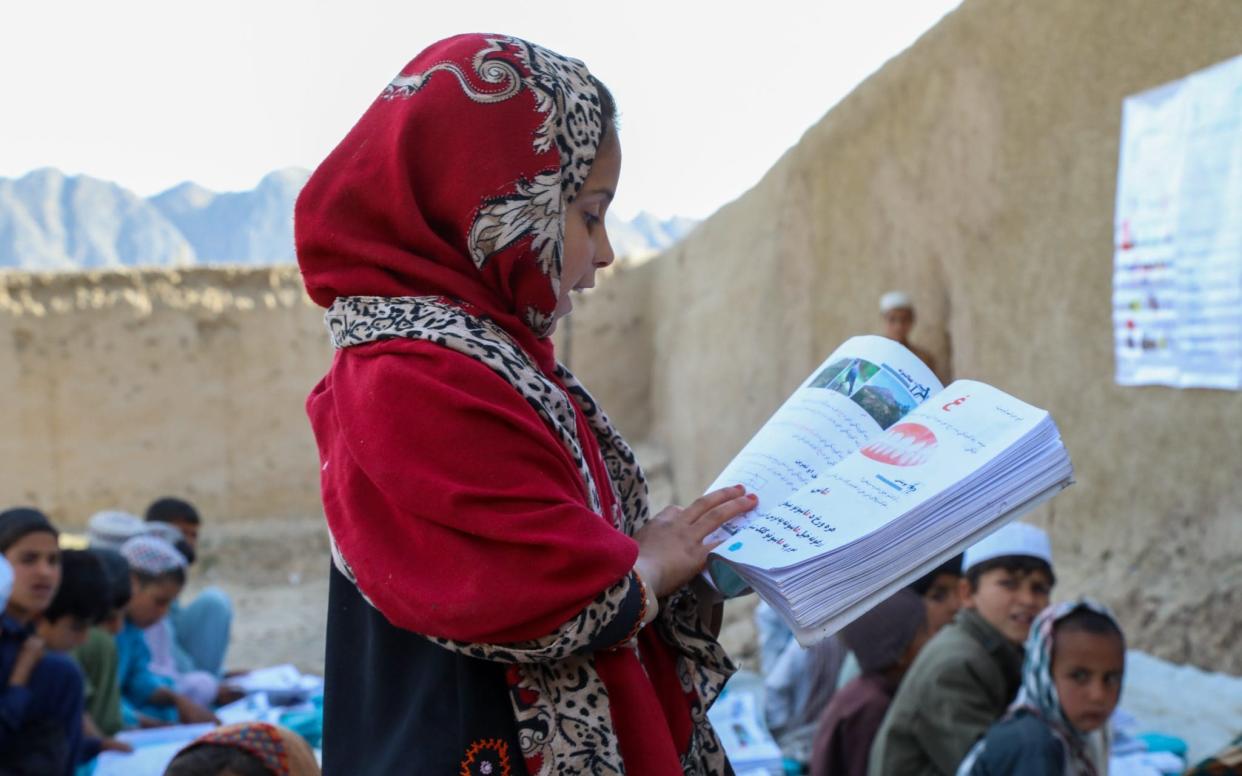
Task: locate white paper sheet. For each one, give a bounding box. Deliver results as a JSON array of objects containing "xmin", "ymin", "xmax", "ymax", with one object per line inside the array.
[
  {"xmin": 93, "ymin": 724, "xmax": 216, "ymax": 776},
  {"xmin": 705, "ymin": 691, "xmax": 784, "ymax": 775}
]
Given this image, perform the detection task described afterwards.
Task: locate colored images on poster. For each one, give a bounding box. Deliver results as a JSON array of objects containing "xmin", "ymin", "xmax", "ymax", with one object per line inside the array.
[{"xmin": 1113, "ymin": 53, "xmax": 1242, "ymax": 390}]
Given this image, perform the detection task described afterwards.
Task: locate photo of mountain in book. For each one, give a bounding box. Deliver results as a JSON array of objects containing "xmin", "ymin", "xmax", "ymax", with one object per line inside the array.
[
  {"xmin": 810, "ymin": 357, "xmax": 881, "ymax": 396},
  {"xmin": 849, "ymin": 368, "xmax": 919, "ymax": 429}
]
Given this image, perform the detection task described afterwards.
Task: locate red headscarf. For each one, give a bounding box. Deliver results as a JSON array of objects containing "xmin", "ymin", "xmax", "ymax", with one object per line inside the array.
[
  {"xmin": 296, "ymin": 31, "xmax": 639, "ymax": 642},
  {"xmin": 297, "ymin": 33, "xmax": 607, "ymax": 368}
]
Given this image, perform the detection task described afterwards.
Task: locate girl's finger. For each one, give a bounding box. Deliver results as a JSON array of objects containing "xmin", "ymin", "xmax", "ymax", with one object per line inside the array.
[
  {"xmin": 693, "ymin": 494, "xmax": 758, "ymax": 541},
  {"xmin": 684, "ymin": 485, "xmax": 748, "ymax": 523}
]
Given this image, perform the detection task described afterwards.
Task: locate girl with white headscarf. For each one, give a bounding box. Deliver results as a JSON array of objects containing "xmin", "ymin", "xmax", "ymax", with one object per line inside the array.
[{"xmin": 958, "ymin": 598, "xmax": 1126, "ymax": 776}]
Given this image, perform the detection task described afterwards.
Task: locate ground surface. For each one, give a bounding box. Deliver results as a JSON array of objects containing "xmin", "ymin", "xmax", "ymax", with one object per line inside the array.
[{"xmin": 186, "ymin": 516, "xmax": 330, "ymax": 675}]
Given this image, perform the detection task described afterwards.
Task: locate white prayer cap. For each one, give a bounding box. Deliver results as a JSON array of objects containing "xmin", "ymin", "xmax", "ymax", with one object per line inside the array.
[
  {"xmin": 88, "ymin": 510, "xmax": 146, "ymax": 551},
  {"xmin": 880, "ymin": 290, "xmax": 914, "ymax": 313},
  {"xmin": 964, "ymin": 522, "xmax": 1053, "ymax": 573},
  {"xmin": 120, "ymin": 534, "xmax": 187, "ymax": 575}
]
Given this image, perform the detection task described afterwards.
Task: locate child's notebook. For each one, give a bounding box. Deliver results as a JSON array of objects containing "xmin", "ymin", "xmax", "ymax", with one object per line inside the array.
[{"xmin": 704, "ymin": 335, "xmax": 1074, "ymax": 646}]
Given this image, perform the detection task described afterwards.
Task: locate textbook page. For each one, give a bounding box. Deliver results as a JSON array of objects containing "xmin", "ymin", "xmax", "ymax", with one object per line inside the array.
[
  {"xmin": 709, "ymin": 380, "xmax": 1073, "ymax": 641},
  {"xmin": 706, "ymin": 335, "xmax": 942, "ymax": 542},
  {"xmin": 714, "ymin": 381, "xmax": 1050, "ymax": 570}
]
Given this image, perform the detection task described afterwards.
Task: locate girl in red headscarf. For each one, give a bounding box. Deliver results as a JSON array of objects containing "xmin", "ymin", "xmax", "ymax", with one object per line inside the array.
[{"xmin": 296, "ymin": 33, "xmax": 754, "ymax": 775}]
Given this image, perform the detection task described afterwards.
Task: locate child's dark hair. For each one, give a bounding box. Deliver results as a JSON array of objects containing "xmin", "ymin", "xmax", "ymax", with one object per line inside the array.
[
  {"xmin": 164, "ymin": 744, "xmax": 271, "ymax": 776},
  {"xmin": 966, "ymin": 554, "xmax": 1056, "ymax": 592},
  {"xmin": 133, "ymin": 565, "xmax": 187, "ymax": 588},
  {"xmin": 908, "ymin": 553, "xmax": 964, "ymax": 596},
  {"xmin": 146, "ymin": 497, "xmax": 201, "ymax": 526},
  {"xmin": 1054, "ymin": 606, "xmax": 1125, "ymax": 646},
  {"xmin": 91, "ymin": 548, "xmax": 132, "ymax": 610},
  {"xmin": 43, "ymin": 550, "xmax": 111, "ymax": 625},
  {"xmin": 589, "ymin": 75, "xmax": 619, "ymax": 136}
]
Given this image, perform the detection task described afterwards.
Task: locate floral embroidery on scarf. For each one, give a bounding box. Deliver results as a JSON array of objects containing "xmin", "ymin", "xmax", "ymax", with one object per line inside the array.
[{"xmin": 379, "ymin": 35, "xmax": 604, "ymax": 337}]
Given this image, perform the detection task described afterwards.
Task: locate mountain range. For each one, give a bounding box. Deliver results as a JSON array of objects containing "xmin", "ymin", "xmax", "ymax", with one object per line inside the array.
[{"xmin": 0, "ymin": 168, "xmax": 696, "ymax": 271}]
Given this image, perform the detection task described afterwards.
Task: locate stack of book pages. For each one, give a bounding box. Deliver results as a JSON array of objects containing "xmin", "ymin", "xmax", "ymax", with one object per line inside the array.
[{"xmin": 705, "ymin": 336, "xmax": 1074, "ymax": 645}]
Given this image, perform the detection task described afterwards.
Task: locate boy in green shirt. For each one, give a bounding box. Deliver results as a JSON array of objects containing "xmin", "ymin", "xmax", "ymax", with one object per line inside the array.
[
  {"xmin": 73, "ymin": 548, "xmax": 132, "ymax": 736},
  {"xmin": 867, "ymin": 523, "xmax": 1055, "ymax": 776}
]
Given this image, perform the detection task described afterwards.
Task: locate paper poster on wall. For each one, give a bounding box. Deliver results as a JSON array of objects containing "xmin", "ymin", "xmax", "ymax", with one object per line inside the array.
[{"xmin": 1113, "ymin": 53, "xmax": 1242, "ymax": 390}]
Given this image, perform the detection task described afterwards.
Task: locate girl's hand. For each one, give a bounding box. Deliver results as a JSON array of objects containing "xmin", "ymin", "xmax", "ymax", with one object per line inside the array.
[
  {"xmin": 137, "ymin": 714, "xmax": 171, "ymax": 729},
  {"xmin": 174, "ymin": 695, "xmax": 220, "ymax": 725},
  {"xmin": 215, "ymin": 684, "xmax": 246, "ymax": 706},
  {"xmin": 633, "ymin": 485, "xmax": 756, "ymax": 598},
  {"xmin": 8, "ymin": 636, "xmax": 45, "ymax": 687}
]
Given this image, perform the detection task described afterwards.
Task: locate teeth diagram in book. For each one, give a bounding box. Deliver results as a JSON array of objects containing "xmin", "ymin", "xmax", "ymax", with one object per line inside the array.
[{"xmin": 860, "ymin": 422, "xmax": 937, "ymax": 467}]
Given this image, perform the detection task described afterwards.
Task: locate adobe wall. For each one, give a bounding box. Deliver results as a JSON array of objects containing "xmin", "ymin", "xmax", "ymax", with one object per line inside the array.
[
  {"xmin": 0, "ymin": 267, "xmax": 329, "ymax": 526},
  {"xmin": 0, "ymin": 261, "xmax": 655, "ymax": 529}
]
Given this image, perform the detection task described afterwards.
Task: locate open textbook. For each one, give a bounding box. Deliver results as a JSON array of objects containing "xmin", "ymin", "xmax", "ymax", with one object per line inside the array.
[{"xmin": 704, "ymin": 336, "xmax": 1074, "ymax": 646}]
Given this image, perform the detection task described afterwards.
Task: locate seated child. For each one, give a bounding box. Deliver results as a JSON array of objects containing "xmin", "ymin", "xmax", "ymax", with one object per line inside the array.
[
  {"xmin": 811, "ymin": 589, "xmax": 931, "ymax": 776},
  {"xmin": 868, "ymin": 522, "xmax": 1055, "ymax": 776},
  {"xmin": 146, "ymin": 497, "xmax": 234, "ymax": 677},
  {"xmin": 164, "ymin": 722, "xmax": 321, "ymax": 776},
  {"xmin": 907, "ymin": 554, "xmax": 964, "ymax": 634},
  {"xmin": 835, "ymin": 554, "xmax": 965, "ymax": 692},
  {"xmin": 756, "ymin": 599, "xmax": 847, "ymax": 762},
  {"xmin": 957, "ymin": 600, "xmax": 1125, "ymax": 776},
  {"xmin": 35, "ymin": 550, "xmax": 111, "ymax": 654},
  {"xmin": 0, "ymin": 507, "xmax": 91, "ymax": 775},
  {"xmin": 73, "ymin": 548, "xmax": 133, "ymax": 737},
  {"xmin": 116, "ymin": 535, "xmax": 218, "ymax": 727},
  {"xmin": 34, "ymin": 548, "xmax": 136, "ymax": 759}
]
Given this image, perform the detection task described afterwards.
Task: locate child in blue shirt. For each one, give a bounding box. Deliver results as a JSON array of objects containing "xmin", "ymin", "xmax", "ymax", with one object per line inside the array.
[{"xmin": 116, "ymin": 535, "xmax": 217, "ymax": 727}]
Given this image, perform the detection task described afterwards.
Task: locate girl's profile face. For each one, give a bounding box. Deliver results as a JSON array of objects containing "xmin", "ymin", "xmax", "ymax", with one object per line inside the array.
[
  {"xmin": 1052, "ymin": 628, "xmax": 1125, "ymax": 733},
  {"xmin": 3, "ymin": 532, "xmax": 61, "ymax": 622},
  {"xmin": 555, "ymin": 129, "xmax": 622, "ymax": 328}
]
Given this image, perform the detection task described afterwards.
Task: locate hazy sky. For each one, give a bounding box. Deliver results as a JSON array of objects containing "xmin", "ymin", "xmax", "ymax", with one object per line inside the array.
[{"xmin": 2, "ymin": 1, "xmax": 960, "ymax": 219}]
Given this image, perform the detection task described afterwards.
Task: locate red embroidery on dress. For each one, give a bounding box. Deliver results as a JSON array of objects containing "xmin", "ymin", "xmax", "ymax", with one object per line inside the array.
[{"xmin": 459, "ymin": 738, "xmax": 513, "ymax": 776}]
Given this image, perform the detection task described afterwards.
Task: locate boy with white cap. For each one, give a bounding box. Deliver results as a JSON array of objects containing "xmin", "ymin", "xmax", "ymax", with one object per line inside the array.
[
  {"xmin": 868, "ymin": 522, "xmax": 1055, "ymax": 776},
  {"xmin": 880, "ymin": 290, "xmax": 942, "ymax": 382}
]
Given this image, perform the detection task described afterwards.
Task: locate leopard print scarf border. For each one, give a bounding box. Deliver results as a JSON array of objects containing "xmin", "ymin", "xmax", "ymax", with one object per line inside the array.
[{"xmin": 324, "ymin": 295, "xmax": 733, "ymax": 775}]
